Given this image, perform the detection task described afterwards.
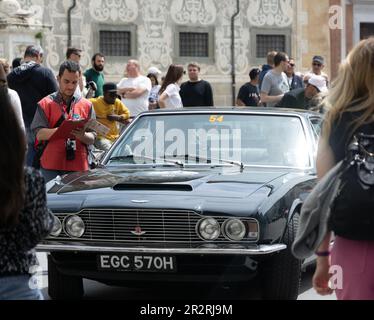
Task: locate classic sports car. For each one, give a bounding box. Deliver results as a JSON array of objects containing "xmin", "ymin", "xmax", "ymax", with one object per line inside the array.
[{"xmin": 37, "ymin": 108, "xmax": 322, "ymax": 300}]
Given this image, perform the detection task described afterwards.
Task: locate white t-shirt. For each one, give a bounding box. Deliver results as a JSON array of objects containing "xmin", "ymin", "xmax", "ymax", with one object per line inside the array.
[
  {"xmin": 117, "ymin": 76, "xmax": 152, "ymax": 117},
  {"xmin": 163, "ymin": 83, "xmax": 183, "ymax": 109},
  {"xmin": 8, "ymin": 88, "xmax": 25, "ymax": 133}
]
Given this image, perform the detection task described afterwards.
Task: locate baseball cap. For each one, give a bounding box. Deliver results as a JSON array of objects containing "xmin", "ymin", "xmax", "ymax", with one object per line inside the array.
[
  {"xmin": 312, "ymin": 55, "xmax": 324, "ymax": 65},
  {"xmin": 308, "ymin": 75, "xmax": 328, "ymax": 93},
  {"xmin": 103, "ymin": 82, "xmax": 118, "ymax": 93},
  {"xmin": 147, "ymin": 66, "xmax": 162, "ymax": 76}
]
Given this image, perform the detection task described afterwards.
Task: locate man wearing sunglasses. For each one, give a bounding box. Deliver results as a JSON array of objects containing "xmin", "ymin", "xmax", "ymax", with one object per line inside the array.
[
  {"xmin": 285, "ymin": 58, "xmax": 303, "ymax": 90},
  {"xmin": 66, "ymin": 47, "xmax": 86, "ymax": 97},
  {"xmin": 90, "ymin": 82, "xmax": 130, "ymax": 151},
  {"xmin": 303, "ymin": 56, "xmax": 329, "ymax": 87}
]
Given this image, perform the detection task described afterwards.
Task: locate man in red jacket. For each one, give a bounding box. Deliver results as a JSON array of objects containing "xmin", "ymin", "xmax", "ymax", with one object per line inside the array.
[{"xmin": 31, "ymin": 60, "xmax": 96, "ymax": 182}]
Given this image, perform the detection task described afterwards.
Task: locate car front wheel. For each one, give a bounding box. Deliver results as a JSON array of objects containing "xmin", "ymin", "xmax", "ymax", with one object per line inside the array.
[
  {"xmin": 48, "ymin": 254, "xmax": 84, "ymax": 300},
  {"xmin": 261, "ymin": 213, "xmax": 302, "ymax": 300}
]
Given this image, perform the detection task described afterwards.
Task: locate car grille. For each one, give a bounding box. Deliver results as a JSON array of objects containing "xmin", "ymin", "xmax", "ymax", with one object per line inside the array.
[{"xmin": 51, "ymin": 209, "xmax": 258, "ymax": 244}]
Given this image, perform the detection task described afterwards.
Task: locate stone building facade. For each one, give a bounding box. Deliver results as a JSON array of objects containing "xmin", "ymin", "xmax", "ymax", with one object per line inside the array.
[{"xmin": 1, "ymin": 0, "xmax": 374, "ymax": 105}]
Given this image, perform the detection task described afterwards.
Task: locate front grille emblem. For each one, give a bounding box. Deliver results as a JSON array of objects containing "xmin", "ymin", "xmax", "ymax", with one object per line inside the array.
[{"xmin": 131, "ymin": 226, "xmax": 147, "ymax": 236}]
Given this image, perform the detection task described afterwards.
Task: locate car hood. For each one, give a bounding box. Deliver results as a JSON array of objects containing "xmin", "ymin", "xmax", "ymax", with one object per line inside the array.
[{"xmin": 46, "ymin": 166, "xmax": 306, "ymax": 216}]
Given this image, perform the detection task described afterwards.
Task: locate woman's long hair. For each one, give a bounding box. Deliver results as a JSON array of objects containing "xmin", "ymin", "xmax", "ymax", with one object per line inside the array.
[
  {"xmin": 159, "ymin": 64, "xmax": 184, "ymax": 95},
  {"xmin": 0, "ymin": 65, "xmax": 26, "ymax": 228},
  {"xmin": 323, "ymin": 37, "xmax": 374, "ymax": 139}
]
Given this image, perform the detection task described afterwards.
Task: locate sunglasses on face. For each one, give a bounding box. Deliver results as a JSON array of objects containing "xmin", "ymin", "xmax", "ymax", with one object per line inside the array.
[
  {"xmin": 289, "ymin": 63, "xmax": 295, "ymax": 67},
  {"xmin": 313, "ymin": 63, "xmax": 322, "ymax": 67}
]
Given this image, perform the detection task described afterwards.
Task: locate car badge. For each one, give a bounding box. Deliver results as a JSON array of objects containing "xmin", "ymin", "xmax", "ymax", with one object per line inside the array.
[
  {"xmin": 131, "ymin": 226, "xmax": 147, "ymax": 236},
  {"xmin": 131, "ymin": 200, "xmax": 149, "ymax": 204}
]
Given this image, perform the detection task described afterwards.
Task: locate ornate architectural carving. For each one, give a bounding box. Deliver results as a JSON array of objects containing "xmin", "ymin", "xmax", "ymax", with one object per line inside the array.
[
  {"xmin": 89, "ymin": 0, "xmax": 138, "ymax": 23},
  {"xmin": 171, "ymin": 0, "xmax": 216, "ymax": 25},
  {"xmin": 247, "ymin": 0, "xmax": 293, "ymax": 27},
  {"xmin": 138, "ymin": 0, "xmax": 172, "ymax": 70},
  {"xmin": 216, "ymin": 0, "xmax": 249, "ymax": 75}
]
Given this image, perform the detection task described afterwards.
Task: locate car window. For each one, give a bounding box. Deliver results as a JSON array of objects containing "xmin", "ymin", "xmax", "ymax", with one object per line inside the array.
[
  {"xmin": 309, "ymin": 117, "xmax": 323, "ymax": 141},
  {"xmin": 107, "ymin": 114, "xmax": 311, "ymax": 168}
]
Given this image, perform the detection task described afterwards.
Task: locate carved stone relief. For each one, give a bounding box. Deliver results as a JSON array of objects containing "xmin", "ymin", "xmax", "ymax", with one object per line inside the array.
[
  {"xmin": 216, "ymin": 0, "xmax": 249, "ymax": 75},
  {"xmin": 89, "ymin": 0, "xmax": 138, "ymax": 23},
  {"xmin": 171, "ymin": 0, "xmax": 217, "ymax": 25},
  {"xmin": 247, "ymin": 0, "xmax": 293, "ymax": 27},
  {"xmin": 42, "ymin": 0, "xmax": 92, "ymax": 70},
  {"xmin": 138, "ymin": 0, "xmax": 172, "ymax": 70}
]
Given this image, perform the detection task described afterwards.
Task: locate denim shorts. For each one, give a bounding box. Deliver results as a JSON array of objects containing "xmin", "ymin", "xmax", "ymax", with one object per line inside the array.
[{"xmin": 0, "ymin": 275, "xmax": 44, "ymax": 300}]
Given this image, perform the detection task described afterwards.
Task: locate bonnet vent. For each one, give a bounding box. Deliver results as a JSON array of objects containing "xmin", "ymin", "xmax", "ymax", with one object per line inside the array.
[{"xmin": 113, "ymin": 184, "xmax": 193, "ymax": 191}]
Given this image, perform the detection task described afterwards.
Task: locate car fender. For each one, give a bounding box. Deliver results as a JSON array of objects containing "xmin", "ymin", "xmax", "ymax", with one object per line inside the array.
[{"xmin": 287, "ymin": 198, "xmax": 303, "ymax": 223}]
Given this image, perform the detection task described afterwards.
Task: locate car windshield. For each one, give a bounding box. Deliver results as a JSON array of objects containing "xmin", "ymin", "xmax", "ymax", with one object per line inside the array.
[{"xmin": 106, "ymin": 113, "xmax": 311, "ymax": 168}]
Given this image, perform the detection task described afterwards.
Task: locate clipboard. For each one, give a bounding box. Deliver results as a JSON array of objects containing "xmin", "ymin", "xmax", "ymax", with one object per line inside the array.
[{"xmin": 49, "ymin": 119, "xmax": 88, "ymax": 141}]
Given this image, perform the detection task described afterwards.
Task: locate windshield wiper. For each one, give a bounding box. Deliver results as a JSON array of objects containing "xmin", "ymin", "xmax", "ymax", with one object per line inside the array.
[
  {"xmin": 107, "ymin": 155, "xmax": 185, "ymax": 168},
  {"xmin": 167, "ymin": 154, "xmax": 244, "ymax": 172}
]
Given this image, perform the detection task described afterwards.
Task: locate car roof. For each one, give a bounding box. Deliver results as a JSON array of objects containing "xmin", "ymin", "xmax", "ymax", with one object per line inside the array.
[{"xmin": 139, "ymin": 107, "xmax": 322, "ymax": 118}]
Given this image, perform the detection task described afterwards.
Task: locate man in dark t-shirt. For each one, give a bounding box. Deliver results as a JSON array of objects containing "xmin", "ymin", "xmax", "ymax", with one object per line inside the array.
[
  {"xmin": 237, "ymin": 68, "xmax": 261, "ymax": 107},
  {"xmin": 180, "ymin": 62, "xmax": 214, "ymax": 107}
]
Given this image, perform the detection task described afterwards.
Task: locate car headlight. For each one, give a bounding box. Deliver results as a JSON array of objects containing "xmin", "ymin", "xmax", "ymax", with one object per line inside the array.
[
  {"xmin": 64, "ymin": 215, "xmax": 85, "ymax": 238},
  {"xmin": 222, "ymin": 219, "xmax": 246, "ymax": 241},
  {"xmin": 50, "ymin": 215, "xmax": 62, "ymax": 237},
  {"xmin": 197, "ymin": 218, "xmax": 220, "ymax": 241}
]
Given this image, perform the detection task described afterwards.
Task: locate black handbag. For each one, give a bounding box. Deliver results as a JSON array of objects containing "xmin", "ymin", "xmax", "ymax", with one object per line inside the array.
[{"xmin": 328, "ymin": 133, "xmax": 374, "ymax": 240}]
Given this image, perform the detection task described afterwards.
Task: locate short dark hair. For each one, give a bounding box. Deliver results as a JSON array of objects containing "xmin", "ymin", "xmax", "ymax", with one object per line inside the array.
[
  {"xmin": 58, "ymin": 60, "xmax": 81, "ymax": 77},
  {"xmin": 187, "ymin": 62, "xmax": 201, "ymax": 71},
  {"xmin": 274, "ymin": 52, "xmax": 288, "ymax": 67},
  {"xmin": 92, "ymin": 53, "xmax": 105, "ymax": 62},
  {"xmin": 249, "ymin": 68, "xmax": 261, "ymax": 81},
  {"xmin": 12, "ymin": 58, "xmax": 22, "ymax": 69},
  {"xmin": 66, "ymin": 47, "xmax": 82, "ymax": 59},
  {"xmin": 24, "ymin": 45, "xmax": 43, "ymax": 59}
]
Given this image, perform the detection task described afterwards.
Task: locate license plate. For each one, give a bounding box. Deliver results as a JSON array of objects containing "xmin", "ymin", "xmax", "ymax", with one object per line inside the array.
[{"xmin": 97, "ymin": 254, "xmax": 177, "ymax": 273}]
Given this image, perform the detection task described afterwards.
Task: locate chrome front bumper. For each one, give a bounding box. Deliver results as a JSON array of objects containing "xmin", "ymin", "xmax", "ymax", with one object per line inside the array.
[{"xmin": 36, "ymin": 243, "xmax": 287, "ymax": 255}]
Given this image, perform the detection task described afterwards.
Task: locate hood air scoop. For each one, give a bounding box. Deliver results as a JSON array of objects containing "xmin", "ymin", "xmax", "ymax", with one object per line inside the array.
[{"xmin": 113, "ymin": 184, "xmax": 193, "ymax": 192}]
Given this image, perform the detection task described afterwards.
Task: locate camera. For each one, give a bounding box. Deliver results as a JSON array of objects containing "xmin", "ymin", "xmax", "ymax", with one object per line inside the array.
[
  {"xmin": 86, "ymin": 81, "xmax": 97, "ymax": 91},
  {"xmin": 65, "ymin": 139, "xmax": 76, "ymax": 161}
]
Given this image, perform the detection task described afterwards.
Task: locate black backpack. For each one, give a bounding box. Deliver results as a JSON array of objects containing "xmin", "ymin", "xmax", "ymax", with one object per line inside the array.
[{"xmin": 328, "ymin": 133, "xmax": 374, "ymax": 240}]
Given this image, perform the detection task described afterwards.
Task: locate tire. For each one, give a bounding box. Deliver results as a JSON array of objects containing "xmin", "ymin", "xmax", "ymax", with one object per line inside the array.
[
  {"xmin": 261, "ymin": 213, "xmax": 302, "ymax": 300},
  {"xmin": 48, "ymin": 255, "xmax": 84, "ymax": 300}
]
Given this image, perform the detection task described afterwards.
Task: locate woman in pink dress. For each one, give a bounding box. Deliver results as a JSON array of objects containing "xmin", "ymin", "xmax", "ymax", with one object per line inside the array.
[{"xmin": 313, "ymin": 38, "xmax": 374, "ymax": 300}]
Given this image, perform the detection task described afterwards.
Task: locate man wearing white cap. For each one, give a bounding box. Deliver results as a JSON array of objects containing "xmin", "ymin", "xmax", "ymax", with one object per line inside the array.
[{"xmin": 276, "ymin": 75, "xmax": 328, "ymax": 110}]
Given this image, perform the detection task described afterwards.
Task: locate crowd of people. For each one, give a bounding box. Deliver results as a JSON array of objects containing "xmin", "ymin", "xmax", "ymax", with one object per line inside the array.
[
  {"xmin": 239, "ymin": 51, "xmax": 329, "ymax": 110},
  {"xmin": 0, "ymin": 37, "xmax": 373, "ymax": 300},
  {"xmin": 1, "ymin": 47, "xmax": 331, "ymax": 176}
]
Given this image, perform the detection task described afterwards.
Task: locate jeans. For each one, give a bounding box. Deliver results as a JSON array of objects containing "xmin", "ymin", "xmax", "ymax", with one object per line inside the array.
[
  {"xmin": 26, "ymin": 127, "xmax": 36, "ymax": 167},
  {"xmin": 0, "ymin": 275, "xmax": 44, "ymax": 300}
]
